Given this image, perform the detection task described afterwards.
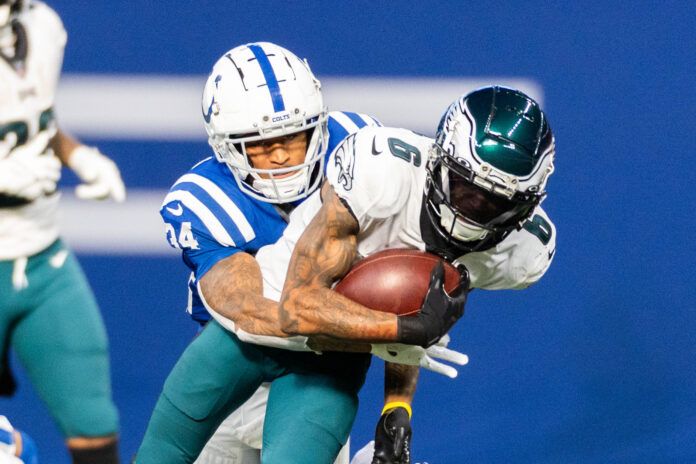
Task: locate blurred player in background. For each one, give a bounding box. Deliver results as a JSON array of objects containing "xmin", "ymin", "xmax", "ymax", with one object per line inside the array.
[
  {"xmin": 137, "ymin": 42, "xmax": 390, "ymax": 464},
  {"xmin": 0, "ymin": 415, "xmax": 37, "ymax": 464},
  {"xmin": 0, "ymin": 1, "xmax": 124, "ymax": 463}
]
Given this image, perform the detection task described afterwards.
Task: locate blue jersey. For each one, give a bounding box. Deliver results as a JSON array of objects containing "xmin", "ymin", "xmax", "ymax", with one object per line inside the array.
[{"xmin": 161, "ymin": 111, "xmax": 381, "ymax": 324}]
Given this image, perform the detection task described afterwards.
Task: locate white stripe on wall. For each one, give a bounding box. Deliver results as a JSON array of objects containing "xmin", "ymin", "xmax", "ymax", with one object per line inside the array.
[
  {"xmin": 55, "ymin": 74, "xmax": 543, "ymax": 254},
  {"xmin": 59, "ymin": 190, "xmax": 175, "ymax": 255},
  {"xmin": 56, "ymin": 75, "xmax": 543, "ymax": 140}
]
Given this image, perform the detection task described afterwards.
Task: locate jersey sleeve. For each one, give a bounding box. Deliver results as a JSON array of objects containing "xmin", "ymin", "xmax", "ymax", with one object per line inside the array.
[
  {"xmin": 160, "ymin": 172, "xmax": 257, "ymax": 280},
  {"xmin": 457, "ymin": 207, "xmax": 557, "ymax": 290},
  {"xmin": 325, "ymin": 127, "xmax": 418, "ymax": 227},
  {"xmin": 325, "ymin": 111, "xmax": 382, "ymax": 156}
]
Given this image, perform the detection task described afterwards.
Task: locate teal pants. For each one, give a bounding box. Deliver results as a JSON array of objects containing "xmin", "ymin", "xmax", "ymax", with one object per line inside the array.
[
  {"xmin": 136, "ymin": 320, "xmax": 370, "ymax": 464},
  {"xmin": 0, "ymin": 239, "xmax": 119, "ymax": 438}
]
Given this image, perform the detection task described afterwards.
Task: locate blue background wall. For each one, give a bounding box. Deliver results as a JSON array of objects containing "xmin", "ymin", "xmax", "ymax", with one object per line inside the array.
[{"xmin": 1, "ymin": 1, "xmax": 694, "ymax": 463}]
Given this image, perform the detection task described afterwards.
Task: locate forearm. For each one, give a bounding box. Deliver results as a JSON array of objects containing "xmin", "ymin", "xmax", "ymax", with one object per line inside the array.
[
  {"xmin": 279, "ymin": 183, "xmax": 400, "ymax": 342},
  {"xmin": 50, "ymin": 129, "xmax": 80, "ymax": 164},
  {"xmin": 281, "ymin": 286, "xmax": 398, "ymax": 342},
  {"xmin": 200, "ymin": 253, "xmax": 286, "ymax": 337},
  {"xmin": 384, "ymin": 362, "xmax": 419, "ymax": 405}
]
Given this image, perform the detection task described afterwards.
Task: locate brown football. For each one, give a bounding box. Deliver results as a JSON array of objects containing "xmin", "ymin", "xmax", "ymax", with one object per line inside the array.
[{"xmin": 334, "ymin": 249, "xmax": 461, "ymax": 316}]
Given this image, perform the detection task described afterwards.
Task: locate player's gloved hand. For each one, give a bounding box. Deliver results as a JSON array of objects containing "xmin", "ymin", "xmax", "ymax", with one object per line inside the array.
[
  {"xmin": 68, "ymin": 146, "xmax": 126, "ymax": 202},
  {"xmin": 0, "ymin": 133, "xmax": 60, "ymax": 201},
  {"xmin": 396, "ymin": 262, "xmax": 469, "ymax": 347},
  {"xmin": 371, "ymin": 334, "xmax": 468, "ymax": 378},
  {"xmin": 372, "ymin": 406, "xmax": 412, "ymax": 464}
]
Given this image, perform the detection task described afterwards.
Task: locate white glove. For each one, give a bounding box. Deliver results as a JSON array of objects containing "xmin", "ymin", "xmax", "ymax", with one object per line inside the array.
[
  {"xmin": 0, "ymin": 132, "xmax": 61, "ymax": 201},
  {"xmin": 371, "ymin": 334, "xmax": 469, "ymax": 378},
  {"xmin": 68, "ymin": 146, "xmax": 126, "ymax": 202}
]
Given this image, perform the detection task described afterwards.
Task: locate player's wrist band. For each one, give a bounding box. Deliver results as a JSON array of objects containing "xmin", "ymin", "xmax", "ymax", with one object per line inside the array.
[
  {"xmin": 382, "ymin": 401, "xmax": 412, "ymax": 418},
  {"xmin": 396, "ymin": 316, "xmax": 428, "ymax": 347}
]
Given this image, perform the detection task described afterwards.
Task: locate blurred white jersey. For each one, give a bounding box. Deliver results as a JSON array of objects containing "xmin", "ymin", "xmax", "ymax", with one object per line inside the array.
[{"xmin": 0, "ymin": 2, "xmax": 66, "ymax": 259}]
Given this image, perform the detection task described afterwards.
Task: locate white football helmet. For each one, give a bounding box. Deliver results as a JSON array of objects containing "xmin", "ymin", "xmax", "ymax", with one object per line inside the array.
[
  {"xmin": 202, "ymin": 42, "xmax": 328, "ymax": 203},
  {"xmin": 424, "ymin": 86, "xmax": 555, "ymax": 257}
]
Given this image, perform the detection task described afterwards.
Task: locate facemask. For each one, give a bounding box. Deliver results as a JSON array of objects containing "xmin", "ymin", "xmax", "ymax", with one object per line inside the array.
[{"xmin": 439, "ymin": 204, "xmax": 489, "ymax": 242}]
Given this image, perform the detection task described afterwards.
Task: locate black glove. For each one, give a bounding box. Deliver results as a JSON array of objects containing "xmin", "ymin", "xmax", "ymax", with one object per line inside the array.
[
  {"xmin": 372, "ymin": 407, "xmax": 412, "ymax": 464},
  {"xmin": 397, "ymin": 261, "xmax": 469, "ymax": 347}
]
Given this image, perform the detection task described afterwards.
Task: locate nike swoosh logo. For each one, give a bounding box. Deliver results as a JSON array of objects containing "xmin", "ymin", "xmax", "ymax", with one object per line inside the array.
[
  {"xmin": 202, "ymin": 97, "xmax": 215, "ymax": 123},
  {"xmin": 548, "ymin": 249, "xmax": 556, "ymax": 260},
  {"xmin": 166, "ymin": 203, "xmax": 184, "ymax": 216},
  {"xmin": 371, "ymin": 136, "xmax": 382, "ymax": 156}
]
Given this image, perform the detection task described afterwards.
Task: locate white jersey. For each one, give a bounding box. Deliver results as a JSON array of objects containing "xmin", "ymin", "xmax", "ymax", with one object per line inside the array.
[
  {"xmin": 0, "ymin": 2, "xmax": 66, "ymax": 259},
  {"xmin": 212, "ymin": 126, "xmax": 556, "ymax": 348},
  {"xmin": 256, "ymin": 126, "xmax": 556, "ymax": 300},
  {"xmin": 205, "ymin": 126, "xmax": 557, "ymax": 461}
]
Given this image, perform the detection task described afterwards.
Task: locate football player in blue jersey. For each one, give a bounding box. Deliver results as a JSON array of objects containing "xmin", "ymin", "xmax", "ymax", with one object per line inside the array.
[
  {"xmin": 136, "ymin": 42, "xmax": 414, "ymax": 464},
  {"xmin": 0, "ymin": 2, "xmax": 123, "ymax": 463}
]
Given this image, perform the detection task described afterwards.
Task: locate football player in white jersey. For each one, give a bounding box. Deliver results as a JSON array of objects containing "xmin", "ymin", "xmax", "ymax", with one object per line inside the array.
[
  {"xmin": 251, "ymin": 85, "xmax": 556, "ymax": 463},
  {"xmin": 0, "ymin": 2, "xmax": 124, "ymax": 463},
  {"xmin": 199, "ymin": 85, "xmax": 556, "ymax": 463}
]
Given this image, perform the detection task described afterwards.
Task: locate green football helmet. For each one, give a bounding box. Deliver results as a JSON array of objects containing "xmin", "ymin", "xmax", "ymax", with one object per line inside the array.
[{"xmin": 423, "ymin": 86, "xmax": 555, "ymax": 257}]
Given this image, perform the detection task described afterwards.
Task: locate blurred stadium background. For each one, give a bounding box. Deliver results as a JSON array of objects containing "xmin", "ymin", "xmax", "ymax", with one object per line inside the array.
[{"xmin": 1, "ymin": 1, "xmax": 694, "ymax": 462}]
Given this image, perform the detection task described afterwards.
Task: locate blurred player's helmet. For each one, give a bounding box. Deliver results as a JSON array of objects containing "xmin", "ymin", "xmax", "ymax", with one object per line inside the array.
[
  {"xmin": 424, "ymin": 86, "xmax": 555, "ymax": 257},
  {"xmin": 202, "ymin": 42, "xmax": 328, "ymax": 203}
]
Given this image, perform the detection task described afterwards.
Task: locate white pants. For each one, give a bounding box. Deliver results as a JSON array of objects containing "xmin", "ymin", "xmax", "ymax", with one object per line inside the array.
[
  {"xmin": 195, "ymin": 383, "xmax": 350, "ymax": 464},
  {"xmin": 349, "ymin": 441, "xmax": 375, "ymax": 464}
]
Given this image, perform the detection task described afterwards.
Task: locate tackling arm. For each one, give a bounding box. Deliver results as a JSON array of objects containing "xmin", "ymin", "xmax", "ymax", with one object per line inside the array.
[{"xmin": 198, "ymin": 252, "xmax": 288, "ymax": 337}]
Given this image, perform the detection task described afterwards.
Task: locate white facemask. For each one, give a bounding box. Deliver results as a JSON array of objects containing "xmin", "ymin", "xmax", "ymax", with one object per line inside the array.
[
  {"xmin": 439, "ymin": 204, "xmax": 489, "ymax": 242},
  {"xmin": 251, "ymin": 168, "xmax": 308, "ymax": 201}
]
